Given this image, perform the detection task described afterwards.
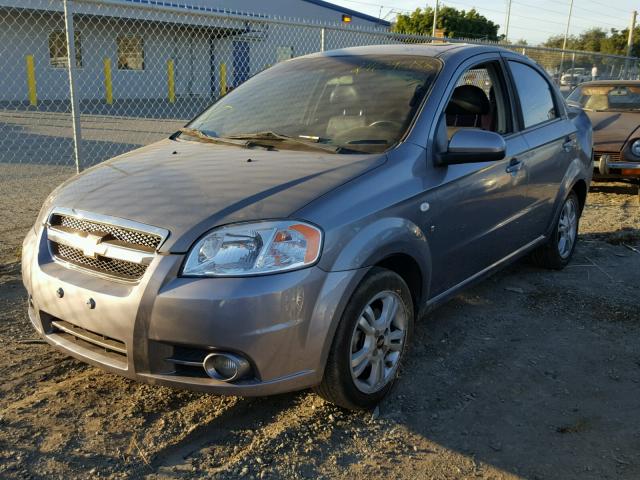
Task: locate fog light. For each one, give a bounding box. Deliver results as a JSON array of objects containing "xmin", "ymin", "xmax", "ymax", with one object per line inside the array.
[{"xmin": 203, "ymin": 353, "xmax": 250, "ymax": 382}]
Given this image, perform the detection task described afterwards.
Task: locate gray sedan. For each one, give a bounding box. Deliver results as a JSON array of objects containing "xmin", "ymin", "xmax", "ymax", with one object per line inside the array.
[{"xmin": 22, "ymin": 44, "xmax": 592, "ymax": 409}]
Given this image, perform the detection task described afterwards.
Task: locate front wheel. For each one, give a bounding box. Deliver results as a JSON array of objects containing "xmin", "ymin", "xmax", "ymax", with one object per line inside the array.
[
  {"xmin": 314, "ymin": 268, "xmax": 414, "ymax": 410},
  {"xmin": 530, "ymin": 191, "xmax": 580, "ymax": 269}
]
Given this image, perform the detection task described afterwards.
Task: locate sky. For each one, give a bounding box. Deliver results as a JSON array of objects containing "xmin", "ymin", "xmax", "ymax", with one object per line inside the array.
[{"xmin": 330, "ymin": 0, "xmax": 638, "ymax": 45}]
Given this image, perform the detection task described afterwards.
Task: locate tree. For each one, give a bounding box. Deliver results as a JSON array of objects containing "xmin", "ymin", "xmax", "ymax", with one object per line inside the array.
[
  {"xmin": 542, "ymin": 27, "xmax": 640, "ymax": 56},
  {"xmin": 392, "ymin": 6, "xmax": 500, "ymax": 41}
]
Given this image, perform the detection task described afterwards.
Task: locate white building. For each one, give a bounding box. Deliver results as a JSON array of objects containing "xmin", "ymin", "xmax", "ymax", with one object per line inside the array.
[{"xmin": 0, "ymin": 0, "xmax": 390, "ymax": 102}]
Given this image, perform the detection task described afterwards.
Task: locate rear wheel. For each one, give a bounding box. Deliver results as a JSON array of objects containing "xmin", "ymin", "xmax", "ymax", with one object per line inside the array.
[
  {"xmin": 314, "ymin": 268, "xmax": 414, "ymax": 410},
  {"xmin": 530, "ymin": 191, "xmax": 580, "ymax": 269}
]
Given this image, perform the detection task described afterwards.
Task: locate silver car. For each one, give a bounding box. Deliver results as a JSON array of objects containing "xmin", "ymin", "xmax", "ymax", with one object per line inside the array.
[{"xmin": 22, "ymin": 44, "xmax": 592, "ymax": 409}]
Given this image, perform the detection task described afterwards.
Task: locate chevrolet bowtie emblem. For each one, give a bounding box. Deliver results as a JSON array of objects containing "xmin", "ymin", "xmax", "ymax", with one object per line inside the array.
[{"xmin": 81, "ymin": 232, "xmax": 108, "ymax": 259}]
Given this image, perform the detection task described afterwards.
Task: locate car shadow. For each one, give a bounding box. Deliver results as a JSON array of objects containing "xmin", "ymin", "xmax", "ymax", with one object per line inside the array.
[
  {"xmin": 589, "ymin": 181, "xmax": 639, "ymax": 196},
  {"xmin": 135, "ymin": 242, "xmax": 640, "ymax": 479}
]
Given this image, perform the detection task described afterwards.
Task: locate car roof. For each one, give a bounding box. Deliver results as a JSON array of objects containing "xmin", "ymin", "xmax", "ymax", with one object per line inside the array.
[{"xmin": 305, "ymin": 43, "xmax": 513, "ymax": 61}]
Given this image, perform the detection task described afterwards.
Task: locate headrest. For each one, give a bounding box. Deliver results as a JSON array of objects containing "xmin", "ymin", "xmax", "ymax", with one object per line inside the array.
[
  {"xmin": 330, "ymin": 85, "xmax": 359, "ymax": 105},
  {"xmin": 446, "ymin": 85, "xmax": 490, "ymax": 115}
]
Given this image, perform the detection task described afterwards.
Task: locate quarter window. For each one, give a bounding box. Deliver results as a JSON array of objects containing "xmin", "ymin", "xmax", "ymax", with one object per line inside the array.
[
  {"xmin": 508, "ymin": 61, "xmax": 557, "ymax": 128},
  {"xmin": 48, "ymin": 30, "xmax": 82, "ymax": 68},
  {"xmin": 117, "ymin": 35, "xmax": 144, "ymax": 70}
]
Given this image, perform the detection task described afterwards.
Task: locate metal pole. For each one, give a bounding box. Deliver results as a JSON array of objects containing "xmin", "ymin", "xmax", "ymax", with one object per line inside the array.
[
  {"xmin": 431, "ymin": 0, "xmax": 439, "ymax": 39},
  {"xmin": 63, "ymin": 0, "xmax": 82, "ymax": 174},
  {"xmin": 624, "ymin": 10, "xmax": 637, "ymax": 79},
  {"xmin": 558, "ymin": 0, "xmax": 574, "ymax": 78},
  {"xmin": 320, "ymin": 27, "xmax": 325, "ymax": 52},
  {"xmin": 504, "ymin": 0, "xmax": 512, "ymax": 43}
]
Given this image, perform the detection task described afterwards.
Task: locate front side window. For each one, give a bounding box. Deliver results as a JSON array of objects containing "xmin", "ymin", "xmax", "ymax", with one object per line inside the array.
[
  {"xmin": 48, "ymin": 30, "xmax": 82, "ymax": 68},
  {"xmin": 509, "ymin": 61, "xmax": 557, "ymax": 128},
  {"xmin": 188, "ymin": 55, "xmax": 441, "ymax": 153},
  {"xmin": 445, "ymin": 62, "xmax": 511, "ymax": 136},
  {"xmin": 117, "ymin": 35, "xmax": 144, "ymax": 70},
  {"xmin": 567, "ymin": 84, "xmax": 640, "ymax": 112}
]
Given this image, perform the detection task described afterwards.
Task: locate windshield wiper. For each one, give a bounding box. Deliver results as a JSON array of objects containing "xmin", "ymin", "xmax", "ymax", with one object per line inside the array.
[
  {"xmin": 224, "ymin": 131, "xmax": 346, "ymax": 154},
  {"xmin": 176, "ymin": 127, "xmax": 252, "ymax": 149}
]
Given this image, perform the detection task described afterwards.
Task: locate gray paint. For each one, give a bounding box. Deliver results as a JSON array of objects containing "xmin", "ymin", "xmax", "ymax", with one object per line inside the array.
[{"xmin": 23, "ymin": 44, "xmax": 593, "ymax": 396}]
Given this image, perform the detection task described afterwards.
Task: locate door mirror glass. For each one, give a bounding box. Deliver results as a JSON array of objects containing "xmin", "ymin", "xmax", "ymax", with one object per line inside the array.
[{"xmin": 436, "ymin": 129, "xmax": 506, "ymax": 166}]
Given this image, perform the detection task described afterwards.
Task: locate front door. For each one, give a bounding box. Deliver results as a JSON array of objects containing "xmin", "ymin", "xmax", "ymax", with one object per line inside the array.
[{"xmin": 426, "ymin": 59, "xmax": 534, "ymax": 298}]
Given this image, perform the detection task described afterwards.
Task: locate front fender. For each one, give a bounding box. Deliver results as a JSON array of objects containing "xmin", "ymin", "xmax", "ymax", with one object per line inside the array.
[{"xmin": 322, "ymin": 217, "xmax": 432, "ymax": 302}]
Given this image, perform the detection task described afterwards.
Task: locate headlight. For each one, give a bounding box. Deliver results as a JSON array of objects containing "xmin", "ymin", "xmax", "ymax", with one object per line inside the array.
[
  {"xmin": 182, "ymin": 220, "xmax": 322, "ymax": 277},
  {"xmin": 631, "ymin": 139, "xmax": 640, "ymax": 157}
]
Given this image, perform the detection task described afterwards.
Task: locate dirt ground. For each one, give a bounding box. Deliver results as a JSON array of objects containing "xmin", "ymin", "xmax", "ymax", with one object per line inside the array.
[{"xmin": 0, "ymin": 167, "xmax": 639, "ymax": 480}]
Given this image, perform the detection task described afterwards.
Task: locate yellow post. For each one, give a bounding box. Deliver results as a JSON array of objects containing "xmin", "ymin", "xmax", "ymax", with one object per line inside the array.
[
  {"xmin": 25, "ymin": 55, "xmax": 37, "ymax": 106},
  {"xmin": 220, "ymin": 62, "xmax": 227, "ymax": 96},
  {"xmin": 103, "ymin": 58, "xmax": 113, "ymax": 105},
  {"xmin": 167, "ymin": 59, "xmax": 176, "ymax": 103}
]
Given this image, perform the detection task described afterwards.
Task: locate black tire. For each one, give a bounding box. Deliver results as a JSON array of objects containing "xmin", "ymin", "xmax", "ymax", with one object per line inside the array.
[
  {"xmin": 314, "ymin": 267, "xmax": 414, "ymax": 410},
  {"xmin": 530, "ymin": 191, "xmax": 580, "ymax": 270}
]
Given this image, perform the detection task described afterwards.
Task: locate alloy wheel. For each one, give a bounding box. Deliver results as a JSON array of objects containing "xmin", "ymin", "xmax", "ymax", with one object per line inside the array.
[
  {"xmin": 349, "ymin": 291, "xmax": 407, "ymax": 394},
  {"xmin": 558, "ymin": 196, "xmax": 578, "ymax": 259}
]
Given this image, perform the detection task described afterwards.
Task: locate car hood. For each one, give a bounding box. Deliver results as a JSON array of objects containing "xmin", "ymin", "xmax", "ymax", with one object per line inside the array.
[
  {"xmin": 587, "ymin": 111, "xmax": 640, "ymax": 151},
  {"xmin": 49, "ymin": 138, "xmax": 386, "ymax": 252}
]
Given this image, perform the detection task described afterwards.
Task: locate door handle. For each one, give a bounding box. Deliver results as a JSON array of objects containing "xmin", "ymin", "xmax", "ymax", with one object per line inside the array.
[
  {"xmin": 505, "ymin": 158, "xmax": 522, "ymax": 175},
  {"xmin": 562, "ymin": 137, "xmax": 575, "ymax": 152}
]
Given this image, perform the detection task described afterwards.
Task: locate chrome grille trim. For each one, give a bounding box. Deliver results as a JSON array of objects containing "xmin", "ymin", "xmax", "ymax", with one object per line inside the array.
[
  {"xmin": 48, "ymin": 226, "xmax": 155, "ymax": 266},
  {"xmin": 46, "ymin": 208, "xmax": 169, "ymax": 282},
  {"xmin": 48, "ymin": 207, "xmax": 168, "ymax": 249}
]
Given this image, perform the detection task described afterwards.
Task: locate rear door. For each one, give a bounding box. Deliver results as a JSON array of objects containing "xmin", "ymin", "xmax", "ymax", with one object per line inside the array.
[{"xmin": 505, "ymin": 58, "xmax": 576, "ymax": 235}]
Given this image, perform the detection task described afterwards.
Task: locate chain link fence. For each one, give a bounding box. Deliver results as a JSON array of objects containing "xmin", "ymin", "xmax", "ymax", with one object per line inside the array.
[{"xmin": 1, "ymin": 0, "xmax": 639, "ymax": 180}]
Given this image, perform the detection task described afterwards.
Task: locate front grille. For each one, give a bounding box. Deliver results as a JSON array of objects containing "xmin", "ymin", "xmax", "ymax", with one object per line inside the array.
[
  {"xmin": 47, "ymin": 317, "xmax": 128, "ymax": 369},
  {"xmin": 51, "ymin": 214, "xmax": 161, "ymax": 250},
  {"xmin": 53, "ymin": 243, "xmax": 147, "ymax": 280},
  {"xmin": 594, "ymin": 151, "xmax": 622, "ymax": 162},
  {"xmin": 47, "ymin": 211, "xmax": 166, "ymax": 282},
  {"xmin": 50, "ymin": 319, "xmax": 126, "ymax": 357}
]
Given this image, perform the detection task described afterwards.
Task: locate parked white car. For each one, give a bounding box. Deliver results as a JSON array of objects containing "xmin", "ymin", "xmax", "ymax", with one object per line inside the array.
[{"xmin": 561, "ymin": 68, "xmax": 590, "ymax": 86}]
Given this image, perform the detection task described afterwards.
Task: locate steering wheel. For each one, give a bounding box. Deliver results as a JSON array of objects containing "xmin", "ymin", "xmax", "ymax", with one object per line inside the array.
[{"xmin": 368, "ymin": 120, "xmax": 403, "ymax": 129}]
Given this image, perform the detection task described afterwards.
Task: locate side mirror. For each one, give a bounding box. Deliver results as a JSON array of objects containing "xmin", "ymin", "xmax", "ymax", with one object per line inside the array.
[{"xmin": 435, "ymin": 129, "xmax": 506, "ymax": 166}]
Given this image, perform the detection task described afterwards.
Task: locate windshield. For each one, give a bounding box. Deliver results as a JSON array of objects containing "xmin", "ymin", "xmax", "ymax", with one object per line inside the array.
[
  {"xmin": 186, "ymin": 54, "xmax": 441, "ymax": 154},
  {"xmin": 567, "ymin": 84, "xmax": 640, "ymax": 111}
]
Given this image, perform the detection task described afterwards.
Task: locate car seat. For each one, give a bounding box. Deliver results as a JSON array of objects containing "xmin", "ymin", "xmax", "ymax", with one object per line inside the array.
[{"xmin": 325, "ymin": 84, "xmax": 366, "ymax": 138}]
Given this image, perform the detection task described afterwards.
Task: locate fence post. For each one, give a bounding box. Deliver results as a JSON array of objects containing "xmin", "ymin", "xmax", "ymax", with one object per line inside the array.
[
  {"xmin": 167, "ymin": 59, "xmax": 176, "ymax": 103},
  {"xmin": 103, "ymin": 58, "xmax": 113, "ymax": 104},
  {"xmin": 63, "ymin": 0, "xmax": 82, "ymax": 174},
  {"xmin": 320, "ymin": 27, "xmax": 326, "ymax": 52},
  {"xmin": 25, "ymin": 55, "xmax": 37, "ymax": 106},
  {"xmin": 220, "ymin": 63, "xmax": 227, "ymax": 96}
]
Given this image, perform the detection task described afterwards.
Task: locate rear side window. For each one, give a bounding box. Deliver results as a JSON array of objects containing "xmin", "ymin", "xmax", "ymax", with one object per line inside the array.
[{"xmin": 508, "ymin": 61, "xmax": 557, "ymax": 128}]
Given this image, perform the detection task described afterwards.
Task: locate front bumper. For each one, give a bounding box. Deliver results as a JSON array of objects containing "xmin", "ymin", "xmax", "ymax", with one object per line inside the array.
[
  {"xmin": 593, "ymin": 154, "xmax": 640, "ymax": 178},
  {"xmin": 22, "ymin": 226, "xmax": 365, "ymax": 396}
]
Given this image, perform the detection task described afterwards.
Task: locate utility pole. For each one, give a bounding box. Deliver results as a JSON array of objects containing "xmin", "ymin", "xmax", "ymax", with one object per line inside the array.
[
  {"xmin": 561, "ymin": 0, "xmax": 574, "ymax": 52},
  {"xmin": 558, "ymin": 0, "xmax": 575, "ymax": 81},
  {"xmin": 431, "ymin": 0, "xmax": 439, "ymax": 38},
  {"xmin": 504, "ymin": 0, "xmax": 512, "ymax": 42},
  {"xmin": 624, "ymin": 10, "xmax": 637, "ymax": 79}
]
